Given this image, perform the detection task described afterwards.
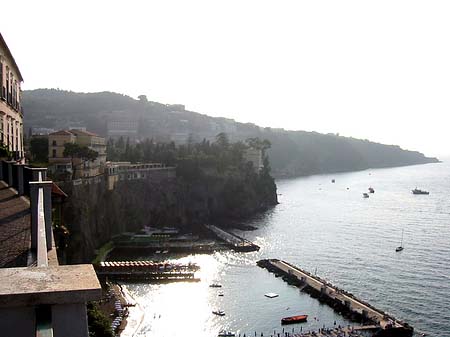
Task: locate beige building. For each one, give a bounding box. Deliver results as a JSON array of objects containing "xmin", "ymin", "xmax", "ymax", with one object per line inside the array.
[
  {"xmin": 0, "ymin": 33, "xmax": 24, "ymax": 161},
  {"xmin": 244, "ymin": 147, "xmax": 264, "ymax": 172},
  {"xmin": 48, "ymin": 129, "xmax": 106, "ymax": 178}
]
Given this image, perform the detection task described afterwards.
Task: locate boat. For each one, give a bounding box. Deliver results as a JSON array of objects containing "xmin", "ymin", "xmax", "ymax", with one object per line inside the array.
[
  {"xmin": 218, "ymin": 292, "xmax": 224, "ymax": 296},
  {"xmin": 212, "ymin": 310, "xmax": 225, "ymax": 316},
  {"xmin": 368, "ymin": 187, "xmax": 375, "ymax": 193},
  {"xmin": 264, "ymin": 292, "xmax": 279, "ymax": 298},
  {"xmin": 396, "ymin": 229, "xmax": 404, "ymax": 252},
  {"xmin": 281, "ymin": 314, "xmax": 308, "ymax": 325},
  {"xmin": 209, "ymin": 283, "xmax": 222, "ymax": 288},
  {"xmin": 412, "ymin": 188, "xmax": 429, "ymax": 195},
  {"xmin": 331, "ymin": 179, "xmax": 335, "ymax": 183},
  {"xmin": 218, "ymin": 331, "xmax": 235, "ymax": 337},
  {"xmin": 363, "ymin": 193, "xmax": 369, "ymax": 198}
]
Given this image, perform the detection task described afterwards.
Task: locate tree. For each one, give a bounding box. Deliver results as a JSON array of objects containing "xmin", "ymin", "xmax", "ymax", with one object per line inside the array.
[
  {"xmin": 63, "ymin": 143, "xmax": 99, "ymax": 179},
  {"xmin": 30, "ymin": 137, "xmax": 49, "ymax": 163},
  {"xmin": 215, "ymin": 132, "xmax": 229, "ymax": 149},
  {"xmin": 138, "ymin": 94, "xmax": 148, "ymax": 103}
]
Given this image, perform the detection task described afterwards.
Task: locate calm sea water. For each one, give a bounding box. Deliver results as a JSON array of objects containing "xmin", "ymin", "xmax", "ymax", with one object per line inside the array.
[{"xmin": 123, "ymin": 161, "xmax": 450, "ymax": 337}]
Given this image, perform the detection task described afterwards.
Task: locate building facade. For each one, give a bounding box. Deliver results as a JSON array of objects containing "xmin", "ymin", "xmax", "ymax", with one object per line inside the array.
[
  {"xmin": 48, "ymin": 129, "xmax": 106, "ymax": 178},
  {"xmin": 0, "ymin": 33, "xmax": 24, "ymax": 161}
]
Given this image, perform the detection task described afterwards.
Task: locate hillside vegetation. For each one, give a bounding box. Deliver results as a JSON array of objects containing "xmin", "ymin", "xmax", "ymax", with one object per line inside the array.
[{"xmin": 23, "ymin": 89, "xmax": 439, "ymax": 177}]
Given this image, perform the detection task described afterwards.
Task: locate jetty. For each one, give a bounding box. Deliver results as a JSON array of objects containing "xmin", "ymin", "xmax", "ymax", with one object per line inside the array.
[
  {"xmin": 205, "ymin": 224, "xmax": 260, "ymax": 252},
  {"xmin": 95, "ymin": 261, "xmax": 200, "ymax": 281},
  {"xmin": 257, "ymin": 259, "xmax": 413, "ymax": 337}
]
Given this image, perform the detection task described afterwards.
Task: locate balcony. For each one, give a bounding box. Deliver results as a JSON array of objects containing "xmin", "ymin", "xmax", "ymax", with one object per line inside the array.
[{"xmin": 0, "ymin": 161, "xmax": 101, "ymax": 337}]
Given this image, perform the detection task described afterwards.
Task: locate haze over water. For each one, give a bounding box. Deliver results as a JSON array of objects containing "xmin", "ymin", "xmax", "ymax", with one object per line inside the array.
[{"xmin": 124, "ymin": 161, "xmax": 450, "ymax": 337}]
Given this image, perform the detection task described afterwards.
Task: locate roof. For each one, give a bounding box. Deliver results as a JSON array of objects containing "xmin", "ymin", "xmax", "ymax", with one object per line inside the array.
[
  {"xmin": 0, "ymin": 33, "xmax": 24, "ymax": 82},
  {"xmin": 69, "ymin": 129, "xmax": 100, "ymax": 137},
  {"xmin": 49, "ymin": 130, "xmax": 74, "ymax": 136},
  {"xmin": 51, "ymin": 183, "xmax": 68, "ymax": 199}
]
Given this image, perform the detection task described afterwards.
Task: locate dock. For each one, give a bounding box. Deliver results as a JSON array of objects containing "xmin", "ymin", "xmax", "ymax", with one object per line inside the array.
[
  {"xmin": 205, "ymin": 224, "xmax": 260, "ymax": 252},
  {"xmin": 95, "ymin": 261, "xmax": 200, "ymax": 281},
  {"xmin": 257, "ymin": 259, "xmax": 413, "ymax": 337}
]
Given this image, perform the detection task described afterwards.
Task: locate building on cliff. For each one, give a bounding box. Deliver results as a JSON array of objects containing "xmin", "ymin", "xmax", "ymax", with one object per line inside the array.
[
  {"xmin": 48, "ymin": 129, "xmax": 107, "ymax": 178},
  {"xmin": 244, "ymin": 147, "xmax": 264, "ymax": 172},
  {"xmin": 105, "ymin": 161, "xmax": 176, "ymax": 190},
  {"xmin": 0, "ymin": 33, "xmax": 24, "ymax": 161}
]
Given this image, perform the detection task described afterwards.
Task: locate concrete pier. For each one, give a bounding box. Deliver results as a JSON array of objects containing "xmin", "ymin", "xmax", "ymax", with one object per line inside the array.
[
  {"xmin": 95, "ymin": 261, "xmax": 200, "ymax": 281},
  {"xmin": 257, "ymin": 259, "xmax": 413, "ymax": 337},
  {"xmin": 205, "ymin": 224, "xmax": 260, "ymax": 252}
]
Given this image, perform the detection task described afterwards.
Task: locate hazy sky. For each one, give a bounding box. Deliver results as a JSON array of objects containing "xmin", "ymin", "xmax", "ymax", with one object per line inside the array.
[{"xmin": 2, "ymin": 1, "xmax": 449, "ymax": 157}]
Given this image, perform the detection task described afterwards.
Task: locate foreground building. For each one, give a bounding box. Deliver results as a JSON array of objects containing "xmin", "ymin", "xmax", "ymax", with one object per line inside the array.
[
  {"xmin": 0, "ymin": 33, "xmax": 24, "ymax": 161},
  {"xmin": 48, "ymin": 129, "xmax": 106, "ymax": 178}
]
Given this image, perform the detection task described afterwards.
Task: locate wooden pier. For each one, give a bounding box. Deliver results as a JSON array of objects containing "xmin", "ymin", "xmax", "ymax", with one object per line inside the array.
[
  {"xmin": 205, "ymin": 224, "xmax": 260, "ymax": 252},
  {"xmin": 257, "ymin": 259, "xmax": 413, "ymax": 337},
  {"xmin": 95, "ymin": 261, "xmax": 200, "ymax": 281}
]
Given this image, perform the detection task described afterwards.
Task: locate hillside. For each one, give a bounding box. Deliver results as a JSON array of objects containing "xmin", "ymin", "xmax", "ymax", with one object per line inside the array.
[{"xmin": 22, "ymin": 89, "xmax": 439, "ymax": 177}]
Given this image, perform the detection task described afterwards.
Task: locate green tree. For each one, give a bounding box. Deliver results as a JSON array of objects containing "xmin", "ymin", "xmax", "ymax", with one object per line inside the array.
[
  {"xmin": 63, "ymin": 143, "xmax": 99, "ymax": 179},
  {"xmin": 30, "ymin": 137, "xmax": 49, "ymax": 163},
  {"xmin": 87, "ymin": 302, "xmax": 114, "ymax": 337}
]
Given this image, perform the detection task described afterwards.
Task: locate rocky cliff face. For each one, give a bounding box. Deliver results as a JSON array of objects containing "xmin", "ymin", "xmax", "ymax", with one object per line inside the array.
[{"xmin": 60, "ymin": 171, "xmax": 277, "ymax": 263}]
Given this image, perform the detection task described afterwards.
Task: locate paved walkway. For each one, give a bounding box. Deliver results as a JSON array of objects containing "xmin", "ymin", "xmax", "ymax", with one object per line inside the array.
[{"xmin": 0, "ymin": 180, "xmax": 31, "ymax": 267}]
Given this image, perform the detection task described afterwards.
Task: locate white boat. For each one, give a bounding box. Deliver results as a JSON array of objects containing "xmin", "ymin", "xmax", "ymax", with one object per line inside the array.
[
  {"xmin": 363, "ymin": 193, "xmax": 369, "ymax": 198},
  {"xmin": 209, "ymin": 283, "xmax": 222, "ymax": 288},
  {"xmin": 218, "ymin": 331, "xmax": 235, "ymax": 337},
  {"xmin": 212, "ymin": 310, "xmax": 225, "ymax": 316},
  {"xmin": 264, "ymin": 292, "xmax": 279, "ymax": 298}
]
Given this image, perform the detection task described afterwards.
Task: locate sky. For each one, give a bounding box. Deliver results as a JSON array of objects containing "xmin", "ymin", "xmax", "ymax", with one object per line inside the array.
[{"xmin": 2, "ymin": 0, "xmax": 450, "ymax": 157}]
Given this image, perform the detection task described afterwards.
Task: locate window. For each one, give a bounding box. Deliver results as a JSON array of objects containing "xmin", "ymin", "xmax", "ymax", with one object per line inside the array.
[
  {"xmin": 52, "ymin": 140, "xmax": 57, "ymax": 146},
  {"xmin": 53, "ymin": 149, "xmax": 56, "ymax": 157}
]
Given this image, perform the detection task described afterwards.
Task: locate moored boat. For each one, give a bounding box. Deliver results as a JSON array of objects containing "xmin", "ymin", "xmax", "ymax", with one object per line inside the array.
[
  {"xmin": 281, "ymin": 314, "xmax": 308, "ymax": 325},
  {"xmin": 210, "ymin": 283, "xmax": 222, "ymax": 288},
  {"xmin": 363, "ymin": 193, "xmax": 369, "ymax": 198},
  {"xmin": 218, "ymin": 331, "xmax": 235, "ymax": 337},
  {"xmin": 212, "ymin": 310, "xmax": 225, "ymax": 316},
  {"xmin": 412, "ymin": 188, "xmax": 429, "ymax": 195},
  {"xmin": 368, "ymin": 187, "xmax": 375, "ymax": 193}
]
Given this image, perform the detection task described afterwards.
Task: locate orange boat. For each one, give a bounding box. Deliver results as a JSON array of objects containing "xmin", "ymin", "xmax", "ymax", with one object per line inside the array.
[{"xmin": 281, "ymin": 315, "xmax": 308, "ymax": 325}]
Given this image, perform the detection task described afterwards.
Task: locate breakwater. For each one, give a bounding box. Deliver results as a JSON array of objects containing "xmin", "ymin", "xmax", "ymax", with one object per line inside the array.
[{"xmin": 257, "ymin": 259, "xmax": 413, "ymax": 337}]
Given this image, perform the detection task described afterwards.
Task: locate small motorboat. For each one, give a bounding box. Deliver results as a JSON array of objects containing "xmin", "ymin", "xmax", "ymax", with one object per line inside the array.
[
  {"xmin": 218, "ymin": 331, "xmax": 235, "ymax": 337},
  {"xmin": 412, "ymin": 188, "xmax": 429, "ymax": 195},
  {"xmin": 281, "ymin": 314, "xmax": 308, "ymax": 325},
  {"xmin": 264, "ymin": 293, "xmax": 279, "ymax": 298},
  {"xmin": 331, "ymin": 179, "xmax": 335, "ymax": 183},
  {"xmin": 218, "ymin": 292, "xmax": 224, "ymax": 297},
  {"xmin": 212, "ymin": 310, "xmax": 225, "ymax": 316},
  {"xmin": 395, "ymin": 246, "xmax": 404, "ymax": 252},
  {"xmin": 363, "ymin": 193, "xmax": 369, "ymax": 198},
  {"xmin": 368, "ymin": 187, "xmax": 375, "ymax": 193},
  {"xmin": 209, "ymin": 283, "xmax": 222, "ymax": 288}
]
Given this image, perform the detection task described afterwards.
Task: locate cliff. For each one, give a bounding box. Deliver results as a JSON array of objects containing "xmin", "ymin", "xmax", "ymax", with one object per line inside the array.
[{"xmin": 59, "ymin": 169, "xmax": 277, "ymax": 263}]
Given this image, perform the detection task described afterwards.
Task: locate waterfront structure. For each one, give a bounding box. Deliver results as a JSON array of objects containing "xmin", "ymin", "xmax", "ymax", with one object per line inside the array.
[
  {"xmin": 0, "ymin": 161, "xmax": 101, "ymax": 337},
  {"xmin": 48, "ymin": 129, "xmax": 107, "ymax": 178},
  {"xmin": 0, "ymin": 33, "xmax": 24, "ymax": 161}
]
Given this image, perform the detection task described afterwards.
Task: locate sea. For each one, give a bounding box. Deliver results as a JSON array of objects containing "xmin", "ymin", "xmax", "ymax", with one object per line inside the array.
[{"xmin": 121, "ymin": 161, "xmax": 450, "ymax": 337}]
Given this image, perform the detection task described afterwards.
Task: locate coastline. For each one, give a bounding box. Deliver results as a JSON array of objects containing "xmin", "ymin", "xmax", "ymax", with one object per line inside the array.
[{"xmin": 118, "ymin": 283, "xmax": 145, "ymax": 337}]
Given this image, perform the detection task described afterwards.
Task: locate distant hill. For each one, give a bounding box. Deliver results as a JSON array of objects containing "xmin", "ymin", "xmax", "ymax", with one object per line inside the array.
[{"xmin": 22, "ymin": 89, "xmax": 439, "ymax": 177}]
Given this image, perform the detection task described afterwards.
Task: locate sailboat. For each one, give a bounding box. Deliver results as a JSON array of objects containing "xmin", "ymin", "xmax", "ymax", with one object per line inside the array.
[{"xmin": 396, "ymin": 229, "xmax": 404, "ymax": 252}]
